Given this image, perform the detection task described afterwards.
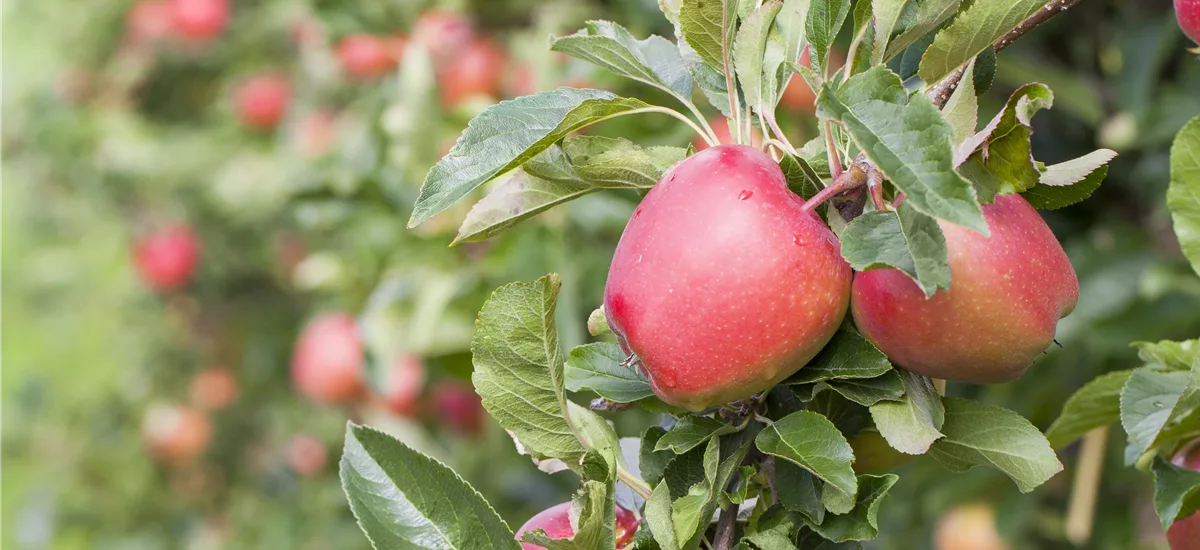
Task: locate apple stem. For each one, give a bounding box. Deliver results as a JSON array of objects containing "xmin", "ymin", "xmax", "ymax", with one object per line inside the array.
[
  {"xmin": 824, "ymin": 121, "xmax": 844, "ymax": 180},
  {"xmin": 764, "ymin": 111, "xmax": 799, "ymax": 157},
  {"xmin": 1065, "ymin": 427, "xmax": 1108, "ymax": 545},
  {"xmin": 617, "ymin": 466, "xmax": 654, "ymax": 499},
  {"xmin": 802, "ymin": 162, "xmax": 867, "ymax": 212},
  {"xmin": 866, "ymin": 166, "xmax": 889, "ymax": 211}
]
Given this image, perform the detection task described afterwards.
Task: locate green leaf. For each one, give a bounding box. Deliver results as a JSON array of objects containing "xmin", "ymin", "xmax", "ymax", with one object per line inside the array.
[
  {"xmin": 521, "ymin": 448, "xmax": 618, "ymax": 550},
  {"xmin": 868, "ymin": 369, "xmax": 944, "ymax": 455},
  {"xmin": 551, "ymin": 21, "xmax": 694, "ymax": 103},
  {"xmin": 679, "ymin": 36, "xmax": 732, "ymax": 116},
  {"xmin": 971, "ymin": 47, "xmax": 997, "ymax": 94},
  {"xmin": 670, "ymin": 437, "xmax": 721, "ymax": 544},
  {"xmin": 955, "ymin": 83, "xmax": 1054, "ymax": 202},
  {"xmin": 680, "ymin": 0, "xmax": 739, "ymax": 70},
  {"xmin": 656, "ymin": 415, "xmax": 741, "ymax": 454},
  {"xmin": 847, "ymin": 0, "xmax": 876, "ymax": 76},
  {"xmin": 817, "ymin": 66, "xmax": 987, "ymax": 233},
  {"xmin": 869, "ymin": 0, "xmax": 908, "ymax": 65},
  {"xmin": 797, "ymin": 529, "xmax": 864, "ymax": 549},
  {"xmin": 565, "ymin": 343, "xmax": 654, "ymax": 403},
  {"xmin": 340, "ymin": 423, "xmax": 520, "ymax": 549},
  {"xmin": 781, "ymin": 149, "xmax": 823, "ymax": 200},
  {"xmin": 472, "ymin": 275, "xmax": 581, "ymax": 461},
  {"xmin": 770, "ymin": 0, "xmax": 814, "ymax": 98},
  {"xmin": 1150, "ymin": 457, "xmax": 1200, "ymax": 530},
  {"xmin": 825, "ymin": 371, "xmax": 905, "ymax": 406},
  {"xmin": 1134, "ymin": 339, "xmax": 1200, "ymax": 370},
  {"xmin": 806, "ymin": 0, "xmax": 852, "ymax": 71},
  {"xmin": 410, "ymin": 89, "xmax": 649, "ymax": 227},
  {"xmin": 1021, "ymin": 165, "xmax": 1107, "ymax": 210},
  {"xmin": 786, "ymin": 327, "xmax": 893, "ymax": 385},
  {"xmin": 646, "ymin": 481, "xmax": 680, "ymax": 550},
  {"xmin": 734, "ymin": 1, "xmax": 784, "ymax": 113},
  {"xmin": 883, "ymin": 0, "xmax": 960, "ymax": 61},
  {"xmin": 641, "ymin": 426, "xmax": 674, "ymax": 487},
  {"xmin": 808, "ymin": 391, "xmax": 872, "ymax": 438},
  {"xmin": 775, "ymin": 459, "xmax": 825, "ymax": 525},
  {"xmin": 803, "ymin": 474, "xmax": 898, "ymax": 542},
  {"xmin": 839, "ymin": 201, "xmax": 950, "ymax": 297},
  {"xmin": 454, "ymin": 168, "xmax": 591, "ymax": 244},
  {"xmin": 1037, "ymin": 149, "xmax": 1118, "ymax": 186},
  {"xmin": 756, "ymin": 411, "xmax": 858, "ymax": 501},
  {"xmin": 917, "ymin": 0, "xmax": 1044, "ymax": 85},
  {"xmin": 1120, "ymin": 366, "xmax": 1200, "ymax": 459},
  {"xmin": 941, "ymin": 58, "xmax": 977, "ymax": 145},
  {"xmin": 565, "ymin": 136, "xmax": 689, "ymax": 188},
  {"xmin": 743, "ymin": 505, "xmax": 804, "ymax": 548},
  {"xmin": 928, "ymin": 397, "xmax": 1063, "ymax": 493},
  {"xmin": 1044, "ymin": 370, "xmax": 1134, "ymax": 449},
  {"xmin": 1169, "ymin": 115, "xmax": 1200, "ymax": 276}
]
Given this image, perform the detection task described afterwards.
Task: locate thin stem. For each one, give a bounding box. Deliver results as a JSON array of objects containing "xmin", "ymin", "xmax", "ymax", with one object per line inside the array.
[
  {"xmin": 867, "ymin": 167, "xmax": 888, "ymax": 211},
  {"xmin": 620, "ymin": 106, "xmax": 717, "ymax": 147},
  {"xmin": 824, "ymin": 120, "xmax": 844, "ymax": 180},
  {"xmin": 765, "ymin": 111, "xmax": 799, "ymax": 157},
  {"xmin": 802, "ymin": 163, "xmax": 868, "ymax": 212},
  {"xmin": 617, "ymin": 466, "xmax": 653, "ymax": 500},
  {"xmin": 681, "ymin": 101, "xmax": 721, "ymax": 145},
  {"xmin": 753, "ymin": 413, "xmax": 774, "ymax": 425},
  {"xmin": 1065, "ymin": 427, "xmax": 1108, "ymax": 545},
  {"xmin": 928, "ymin": 0, "xmax": 1083, "ymax": 108}
]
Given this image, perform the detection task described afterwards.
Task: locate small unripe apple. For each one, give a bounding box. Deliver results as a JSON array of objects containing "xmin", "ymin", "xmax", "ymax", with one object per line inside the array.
[
  {"xmin": 851, "ymin": 194, "xmax": 1078, "ymax": 383},
  {"xmin": 167, "ymin": 0, "xmax": 228, "ymax": 43},
  {"xmin": 413, "ymin": 10, "xmax": 474, "ymax": 62},
  {"xmin": 189, "ymin": 367, "xmax": 238, "ymax": 411},
  {"xmin": 234, "ymin": 74, "xmax": 290, "ymax": 130},
  {"xmin": 437, "ymin": 39, "xmax": 507, "ymax": 107},
  {"xmin": 379, "ymin": 355, "xmax": 426, "ymax": 416},
  {"xmin": 134, "ymin": 224, "xmax": 201, "ymax": 292},
  {"xmin": 934, "ymin": 504, "xmax": 1007, "ymax": 550},
  {"xmin": 143, "ymin": 404, "xmax": 212, "ymax": 464},
  {"xmin": 1177, "ymin": 0, "xmax": 1200, "ymax": 47},
  {"xmin": 335, "ymin": 34, "xmax": 399, "ymax": 80},
  {"xmin": 515, "ymin": 501, "xmax": 639, "ymax": 550},
  {"xmin": 604, "ymin": 145, "xmax": 851, "ymax": 410},
  {"xmin": 286, "ymin": 434, "xmax": 327, "ymax": 476},
  {"xmin": 428, "ymin": 381, "xmax": 484, "ymax": 436},
  {"xmin": 1168, "ymin": 440, "xmax": 1200, "ymax": 550},
  {"xmin": 291, "ymin": 313, "xmax": 364, "ymax": 403},
  {"xmin": 126, "ymin": 0, "xmax": 172, "ymax": 44}
]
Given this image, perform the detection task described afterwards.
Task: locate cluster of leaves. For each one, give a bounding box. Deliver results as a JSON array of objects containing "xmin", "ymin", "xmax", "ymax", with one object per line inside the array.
[
  {"xmin": 1045, "ymin": 114, "xmax": 1200, "ymax": 537},
  {"xmin": 336, "ymin": 0, "xmax": 1137, "ymax": 546}
]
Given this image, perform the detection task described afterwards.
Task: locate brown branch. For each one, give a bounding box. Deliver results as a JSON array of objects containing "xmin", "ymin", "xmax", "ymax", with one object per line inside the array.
[{"xmin": 929, "ymin": 0, "xmax": 1084, "ymax": 108}]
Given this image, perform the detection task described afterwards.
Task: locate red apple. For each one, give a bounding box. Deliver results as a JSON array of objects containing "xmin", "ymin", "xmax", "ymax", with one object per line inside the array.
[
  {"xmin": 143, "ymin": 404, "xmax": 212, "ymax": 465},
  {"xmin": 428, "ymin": 381, "xmax": 484, "ymax": 436},
  {"xmin": 437, "ymin": 39, "xmax": 506, "ymax": 107},
  {"xmin": 291, "ymin": 313, "xmax": 364, "ymax": 403},
  {"xmin": 134, "ymin": 224, "xmax": 201, "ymax": 292},
  {"xmin": 190, "ymin": 367, "xmax": 238, "ymax": 411},
  {"xmin": 694, "ymin": 117, "xmax": 763, "ymax": 150},
  {"xmin": 413, "ymin": 10, "xmax": 474, "ymax": 62},
  {"xmin": 851, "ymin": 194, "xmax": 1078, "ymax": 383},
  {"xmin": 126, "ymin": 0, "xmax": 172, "ymax": 44},
  {"xmin": 934, "ymin": 504, "xmax": 1008, "ymax": 550},
  {"xmin": 167, "ymin": 0, "xmax": 228, "ymax": 43},
  {"xmin": 291, "ymin": 109, "xmax": 338, "ymax": 157},
  {"xmin": 286, "ymin": 434, "xmax": 327, "ymax": 476},
  {"xmin": 1168, "ymin": 440, "xmax": 1200, "ymax": 550},
  {"xmin": 603, "ymin": 145, "xmax": 851, "ymax": 410},
  {"xmin": 335, "ymin": 34, "xmax": 399, "ymax": 80},
  {"xmin": 379, "ymin": 355, "xmax": 426, "ymax": 416},
  {"xmin": 1178, "ymin": 0, "xmax": 1200, "ymax": 46},
  {"xmin": 515, "ymin": 501, "xmax": 639, "ymax": 550},
  {"xmin": 234, "ymin": 73, "xmax": 290, "ymax": 130}
]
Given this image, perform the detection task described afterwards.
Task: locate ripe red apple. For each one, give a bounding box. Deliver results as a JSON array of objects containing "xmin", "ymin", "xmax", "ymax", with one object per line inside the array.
[
  {"xmin": 1178, "ymin": 0, "xmax": 1200, "ymax": 47},
  {"xmin": 286, "ymin": 434, "xmax": 328, "ymax": 477},
  {"xmin": 190, "ymin": 367, "xmax": 238, "ymax": 411},
  {"xmin": 412, "ymin": 10, "xmax": 474, "ymax": 62},
  {"xmin": 142, "ymin": 404, "xmax": 212, "ymax": 465},
  {"xmin": 379, "ymin": 355, "xmax": 426, "ymax": 416},
  {"xmin": 126, "ymin": 0, "xmax": 173, "ymax": 44},
  {"xmin": 851, "ymin": 194, "xmax": 1078, "ymax": 383},
  {"xmin": 515, "ymin": 501, "xmax": 638, "ymax": 550},
  {"xmin": 167, "ymin": 0, "xmax": 228, "ymax": 43},
  {"xmin": 291, "ymin": 313, "xmax": 364, "ymax": 403},
  {"xmin": 335, "ymin": 34, "xmax": 399, "ymax": 80},
  {"xmin": 437, "ymin": 39, "xmax": 507, "ymax": 107},
  {"xmin": 603, "ymin": 145, "xmax": 851, "ymax": 410},
  {"xmin": 934, "ymin": 504, "xmax": 1007, "ymax": 550},
  {"xmin": 234, "ymin": 74, "xmax": 290, "ymax": 130},
  {"xmin": 134, "ymin": 224, "xmax": 201, "ymax": 292},
  {"xmin": 1168, "ymin": 440, "xmax": 1200, "ymax": 550},
  {"xmin": 428, "ymin": 381, "xmax": 484, "ymax": 435}
]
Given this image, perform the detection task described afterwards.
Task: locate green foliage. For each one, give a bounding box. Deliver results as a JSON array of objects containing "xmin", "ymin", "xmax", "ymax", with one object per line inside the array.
[{"xmin": 1170, "ymin": 115, "xmax": 1200, "ymax": 276}]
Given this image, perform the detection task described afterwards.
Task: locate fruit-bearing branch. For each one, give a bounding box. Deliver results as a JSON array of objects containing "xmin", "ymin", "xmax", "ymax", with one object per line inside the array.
[{"xmin": 928, "ymin": 0, "xmax": 1085, "ymax": 108}]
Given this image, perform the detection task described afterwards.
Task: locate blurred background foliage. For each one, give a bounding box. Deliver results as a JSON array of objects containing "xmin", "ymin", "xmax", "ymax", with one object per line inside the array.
[{"xmin": 2, "ymin": 0, "xmax": 1198, "ymax": 548}]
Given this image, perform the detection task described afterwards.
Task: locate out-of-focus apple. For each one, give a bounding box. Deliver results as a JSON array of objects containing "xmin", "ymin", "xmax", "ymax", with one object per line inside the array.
[
  {"xmin": 437, "ymin": 39, "xmax": 506, "ymax": 107},
  {"xmin": 234, "ymin": 73, "xmax": 290, "ymax": 130},
  {"xmin": 135, "ymin": 224, "xmax": 202, "ymax": 292},
  {"xmin": 413, "ymin": 10, "xmax": 474, "ymax": 62},
  {"xmin": 287, "ymin": 434, "xmax": 327, "ymax": 477},
  {"xmin": 190, "ymin": 367, "xmax": 238, "ymax": 411},
  {"xmin": 291, "ymin": 313, "xmax": 364, "ymax": 403},
  {"xmin": 428, "ymin": 380, "xmax": 484, "ymax": 436},
  {"xmin": 379, "ymin": 355, "xmax": 426, "ymax": 416},
  {"xmin": 934, "ymin": 504, "xmax": 1008, "ymax": 550},
  {"xmin": 167, "ymin": 0, "xmax": 228, "ymax": 43},
  {"xmin": 143, "ymin": 404, "xmax": 212, "ymax": 465}
]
